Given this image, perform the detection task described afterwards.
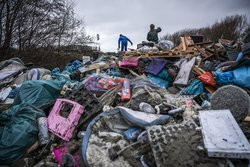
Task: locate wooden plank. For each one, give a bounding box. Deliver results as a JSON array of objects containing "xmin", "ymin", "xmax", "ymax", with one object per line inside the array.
[
  {"xmin": 205, "ymin": 86, "xmax": 216, "ymax": 94},
  {"xmin": 244, "ymin": 116, "xmax": 250, "ymax": 122},
  {"xmin": 188, "ymin": 41, "xmax": 213, "ymax": 47},
  {"xmin": 194, "ymin": 66, "xmax": 205, "ymax": 75},
  {"xmin": 123, "ymin": 50, "xmax": 199, "ymax": 58},
  {"xmin": 213, "ymin": 43, "xmax": 219, "ymax": 59}
]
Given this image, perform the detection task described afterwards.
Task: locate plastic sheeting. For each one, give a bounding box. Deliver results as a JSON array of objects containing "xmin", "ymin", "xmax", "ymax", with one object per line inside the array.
[
  {"xmin": 52, "ymin": 60, "xmax": 83, "ymax": 83},
  {"xmin": 233, "ymin": 66, "xmax": 250, "ymax": 88},
  {"xmin": 183, "ymin": 79, "xmax": 205, "ymax": 95},
  {"xmin": 137, "ymin": 46, "xmax": 159, "ymax": 53},
  {"xmin": 156, "ymin": 40, "xmax": 174, "ymax": 51},
  {"xmin": 145, "ymin": 58, "xmax": 169, "ymax": 75},
  {"xmin": 13, "ymin": 80, "xmax": 64, "ymax": 109},
  {"xmin": 0, "ymin": 58, "xmax": 26, "ymax": 88},
  {"xmin": 27, "ymin": 68, "xmax": 51, "ymax": 80},
  {"xmin": 0, "ymin": 103, "xmax": 45, "ymax": 165},
  {"xmin": 215, "ymin": 66, "xmax": 250, "ymax": 88}
]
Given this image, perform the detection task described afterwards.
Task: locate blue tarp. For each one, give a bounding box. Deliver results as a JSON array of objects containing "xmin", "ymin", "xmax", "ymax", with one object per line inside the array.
[
  {"xmin": 0, "ymin": 103, "xmax": 45, "ymax": 165},
  {"xmin": 215, "ymin": 66, "xmax": 250, "ymax": 88},
  {"xmin": 147, "ymin": 69, "xmax": 173, "ymax": 88},
  {"xmin": 13, "ymin": 80, "xmax": 64, "ymax": 109},
  {"xmin": 183, "ymin": 79, "xmax": 205, "ymax": 95}
]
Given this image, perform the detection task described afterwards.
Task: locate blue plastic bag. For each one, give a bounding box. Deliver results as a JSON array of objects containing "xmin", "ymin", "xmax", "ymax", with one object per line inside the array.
[
  {"xmin": 215, "ymin": 66, "xmax": 250, "ymax": 88},
  {"xmin": 233, "ymin": 66, "xmax": 250, "ymax": 88},
  {"xmin": 124, "ymin": 127, "xmax": 142, "ymax": 141},
  {"xmin": 184, "ymin": 79, "xmax": 204, "ymax": 95},
  {"xmin": 215, "ymin": 71, "xmax": 234, "ymax": 85},
  {"xmin": 148, "ymin": 75, "xmax": 170, "ymax": 88}
]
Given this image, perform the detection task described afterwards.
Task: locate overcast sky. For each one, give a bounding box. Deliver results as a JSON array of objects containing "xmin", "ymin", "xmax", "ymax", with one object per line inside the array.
[{"xmin": 74, "ymin": 0, "xmax": 250, "ymax": 52}]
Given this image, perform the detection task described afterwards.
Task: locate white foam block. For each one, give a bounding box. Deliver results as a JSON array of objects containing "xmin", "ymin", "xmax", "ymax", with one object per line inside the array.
[{"xmin": 199, "ymin": 110, "xmax": 250, "ymax": 159}]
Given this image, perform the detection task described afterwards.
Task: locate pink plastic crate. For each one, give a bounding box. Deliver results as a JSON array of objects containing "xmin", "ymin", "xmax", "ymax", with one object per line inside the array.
[{"xmin": 48, "ymin": 99, "xmax": 84, "ymax": 141}]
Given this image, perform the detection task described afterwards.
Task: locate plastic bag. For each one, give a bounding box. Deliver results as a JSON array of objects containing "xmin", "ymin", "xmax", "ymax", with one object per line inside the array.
[
  {"xmin": 156, "ymin": 40, "xmax": 174, "ymax": 50},
  {"xmin": 183, "ymin": 79, "xmax": 204, "ymax": 95},
  {"xmin": 198, "ymin": 72, "xmax": 216, "ymax": 87},
  {"xmin": 120, "ymin": 57, "xmax": 139, "ymax": 68},
  {"xmin": 137, "ymin": 46, "xmax": 159, "ymax": 53},
  {"xmin": 123, "ymin": 128, "xmax": 142, "ymax": 141}
]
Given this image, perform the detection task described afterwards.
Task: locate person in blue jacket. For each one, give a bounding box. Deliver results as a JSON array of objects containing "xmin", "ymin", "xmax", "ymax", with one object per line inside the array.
[{"xmin": 118, "ymin": 34, "xmax": 133, "ymax": 51}]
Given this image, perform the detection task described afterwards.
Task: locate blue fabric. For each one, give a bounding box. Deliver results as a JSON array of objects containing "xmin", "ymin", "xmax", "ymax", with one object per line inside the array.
[
  {"xmin": 0, "ymin": 103, "xmax": 45, "ymax": 165},
  {"xmin": 145, "ymin": 58, "xmax": 169, "ymax": 75},
  {"xmin": 215, "ymin": 66, "xmax": 250, "ymax": 88},
  {"xmin": 121, "ymin": 43, "xmax": 128, "ymax": 51},
  {"xmin": 184, "ymin": 79, "xmax": 204, "ymax": 95},
  {"xmin": 13, "ymin": 80, "xmax": 64, "ymax": 109},
  {"xmin": 123, "ymin": 128, "xmax": 142, "ymax": 141},
  {"xmin": 215, "ymin": 70, "xmax": 234, "ymax": 85},
  {"xmin": 146, "ymin": 66, "xmax": 173, "ymax": 89},
  {"xmin": 157, "ymin": 69, "xmax": 173, "ymax": 83},
  {"xmin": 236, "ymin": 52, "xmax": 244, "ymax": 62},
  {"xmin": 118, "ymin": 35, "xmax": 132, "ymax": 51},
  {"xmin": 120, "ymin": 108, "xmax": 172, "ymax": 128},
  {"xmin": 148, "ymin": 75, "xmax": 169, "ymax": 88},
  {"xmin": 7, "ymin": 87, "xmax": 20, "ymax": 98},
  {"xmin": 130, "ymin": 78, "xmax": 162, "ymax": 90},
  {"xmin": 147, "ymin": 69, "xmax": 173, "ymax": 89},
  {"xmin": 52, "ymin": 60, "xmax": 82, "ymax": 83},
  {"xmin": 233, "ymin": 66, "xmax": 250, "ymax": 88},
  {"xmin": 52, "ymin": 67, "xmax": 61, "ymax": 74},
  {"xmin": 111, "ymin": 68, "xmax": 122, "ymax": 77},
  {"xmin": 64, "ymin": 60, "xmax": 82, "ymax": 73}
]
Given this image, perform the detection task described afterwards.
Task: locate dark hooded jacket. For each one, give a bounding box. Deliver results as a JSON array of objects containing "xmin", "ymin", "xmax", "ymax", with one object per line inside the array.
[{"xmin": 147, "ymin": 27, "xmax": 162, "ymax": 43}]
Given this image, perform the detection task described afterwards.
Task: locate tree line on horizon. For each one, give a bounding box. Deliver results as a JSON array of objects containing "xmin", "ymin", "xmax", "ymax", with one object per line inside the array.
[
  {"xmin": 0, "ymin": 0, "xmax": 92, "ymax": 57},
  {"xmin": 162, "ymin": 15, "xmax": 250, "ymax": 46}
]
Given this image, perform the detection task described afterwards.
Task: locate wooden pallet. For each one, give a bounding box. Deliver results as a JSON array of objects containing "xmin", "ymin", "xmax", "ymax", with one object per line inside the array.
[{"xmin": 123, "ymin": 50, "xmax": 199, "ymax": 58}]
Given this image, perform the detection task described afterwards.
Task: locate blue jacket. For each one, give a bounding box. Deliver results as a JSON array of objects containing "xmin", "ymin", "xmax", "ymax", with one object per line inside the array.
[{"xmin": 118, "ymin": 35, "xmax": 133, "ymax": 48}]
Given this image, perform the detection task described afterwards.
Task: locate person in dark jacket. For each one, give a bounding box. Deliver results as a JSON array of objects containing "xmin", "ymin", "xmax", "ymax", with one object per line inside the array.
[
  {"xmin": 118, "ymin": 34, "xmax": 133, "ymax": 51},
  {"xmin": 147, "ymin": 24, "xmax": 162, "ymax": 43}
]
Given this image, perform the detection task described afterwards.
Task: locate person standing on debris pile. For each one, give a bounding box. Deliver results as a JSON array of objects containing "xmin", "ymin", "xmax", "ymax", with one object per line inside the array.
[
  {"xmin": 118, "ymin": 34, "xmax": 133, "ymax": 51},
  {"xmin": 147, "ymin": 24, "xmax": 162, "ymax": 43}
]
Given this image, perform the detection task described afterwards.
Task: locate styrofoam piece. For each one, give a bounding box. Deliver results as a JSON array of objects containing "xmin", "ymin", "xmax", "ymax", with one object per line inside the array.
[
  {"xmin": 0, "ymin": 87, "xmax": 12, "ymax": 101},
  {"xmin": 199, "ymin": 110, "xmax": 250, "ymax": 159},
  {"xmin": 48, "ymin": 98, "xmax": 84, "ymax": 141}
]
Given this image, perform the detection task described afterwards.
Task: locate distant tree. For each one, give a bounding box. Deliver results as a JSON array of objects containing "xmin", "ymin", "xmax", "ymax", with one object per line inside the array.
[
  {"xmin": 0, "ymin": 0, "xmax": 92, "ymax": 56},
  {"xmin": 162, "ymin": 15, "xmax": 248, "ymax": 46}
]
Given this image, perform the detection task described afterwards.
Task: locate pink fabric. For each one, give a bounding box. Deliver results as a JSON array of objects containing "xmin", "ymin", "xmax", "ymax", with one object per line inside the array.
[
  {"xmin": 53, "ymin": 146, "xmax": 81, "ymax": 167},
  {"xmin": 53, "ymin": 146, "xmax": 69, "ymax": 164},
  {"xmin": 120, "ymin": 57, "xmax": 139, "ymax": 68}
]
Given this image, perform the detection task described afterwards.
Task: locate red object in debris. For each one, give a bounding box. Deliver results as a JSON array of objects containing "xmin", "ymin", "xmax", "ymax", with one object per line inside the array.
[
  {"xmin": 198, "ymin": 72, "xmax": 216, "ymax": 87},
  {"xmin": 121, "ymin": 78, "xmax": 131, "ymax": 101},
  {"xmin": 120, "ymin": 57, "xmax": 139, "ymax": 68}
]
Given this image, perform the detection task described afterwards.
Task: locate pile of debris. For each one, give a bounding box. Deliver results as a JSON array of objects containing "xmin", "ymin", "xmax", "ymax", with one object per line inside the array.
[{"xmin": 0, "ymin": 34, "xmax": 250, "ymax": 167}]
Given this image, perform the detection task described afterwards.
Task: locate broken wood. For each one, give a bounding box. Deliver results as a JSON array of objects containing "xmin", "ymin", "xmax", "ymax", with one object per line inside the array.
[
  {"xmin": 213, "ymin": 43, "xmax": 219, "ymax": 59},
  {"xmin": 124, "ymin": 50, "xmax": 199, "ymax": 58},
  {"xmin": 244, "ymin": 116, "xmax": 250, "ymax": 122},
  {"xmin": 188, "ymin": 41, "xmax": 213, "ymax": 47}
]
